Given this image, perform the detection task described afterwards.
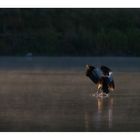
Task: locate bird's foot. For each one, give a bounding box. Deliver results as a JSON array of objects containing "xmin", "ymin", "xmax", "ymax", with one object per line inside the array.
[
  {"xmin": 90, "ymin": 91, "xmax": 98, "ymax": 97},
  {"xmin": 97, "ymin": 92, "xmax": 109, "ymax": 98}
]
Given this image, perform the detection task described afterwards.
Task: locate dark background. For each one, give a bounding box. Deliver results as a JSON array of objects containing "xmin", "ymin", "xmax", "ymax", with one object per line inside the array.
[{"xmin": 0, "ymin": 8, "xmax": 140, "ymax": 56}]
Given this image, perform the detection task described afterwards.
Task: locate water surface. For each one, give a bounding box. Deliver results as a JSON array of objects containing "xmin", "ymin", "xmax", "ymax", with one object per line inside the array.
[{"xmin": 0, "ymin": 57, "xmax": 139, "ymax": 131}]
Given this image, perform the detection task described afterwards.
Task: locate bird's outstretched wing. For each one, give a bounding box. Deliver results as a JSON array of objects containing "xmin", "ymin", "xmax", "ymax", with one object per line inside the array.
[{"xmin": 85, "ymin": 65, "xmax": 102, "ymax": 84}]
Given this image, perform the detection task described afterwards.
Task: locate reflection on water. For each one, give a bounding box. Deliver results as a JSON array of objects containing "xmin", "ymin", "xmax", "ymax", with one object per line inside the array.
[
  {"xmin": 84, "ymin": 111, "xmax": 90, "ymax": 131},
  {"xmin": 84, "ymin": 96, "xmax": 113, "ymax": 131},
  {"xmin": 96, "ymin": 97, "xmax": 113, "ymax": 130}
]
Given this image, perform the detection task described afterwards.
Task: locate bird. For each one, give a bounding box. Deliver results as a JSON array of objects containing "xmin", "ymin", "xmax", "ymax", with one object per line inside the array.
[{"xmin": 85, "ymin": 64, "xmax": 115, "ymax": 96}]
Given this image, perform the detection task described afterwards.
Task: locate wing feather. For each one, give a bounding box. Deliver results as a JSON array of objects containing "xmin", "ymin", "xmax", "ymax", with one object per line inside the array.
[{"xmin": 85, "ymin": 65, "xmax": 102, "ymax": 84}]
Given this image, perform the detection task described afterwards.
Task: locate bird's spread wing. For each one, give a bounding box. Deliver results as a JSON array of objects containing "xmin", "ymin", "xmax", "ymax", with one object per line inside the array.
[{"xmin": 85, "ymin": 65, "xmax": 102, "ymax": 84}]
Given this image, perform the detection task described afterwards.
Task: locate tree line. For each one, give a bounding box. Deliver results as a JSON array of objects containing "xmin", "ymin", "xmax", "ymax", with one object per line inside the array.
[{"xmin": 0, "ymin": 8, "xmax": 140, "ymax": 56}]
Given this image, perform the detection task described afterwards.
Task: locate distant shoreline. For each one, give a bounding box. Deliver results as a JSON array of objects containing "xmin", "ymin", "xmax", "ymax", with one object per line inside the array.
[{"xmin": 0, "ymin": 57, "xmax": 139, "ymax": 72}]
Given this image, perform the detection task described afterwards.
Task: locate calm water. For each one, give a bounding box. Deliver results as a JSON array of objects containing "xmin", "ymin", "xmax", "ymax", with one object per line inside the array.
[{"xmin": 0, "ymin": 57, "xmax": 139, "ymax": 132}]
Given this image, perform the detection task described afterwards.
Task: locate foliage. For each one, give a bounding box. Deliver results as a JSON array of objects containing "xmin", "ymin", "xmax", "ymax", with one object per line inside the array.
[{"xmin": 0, "ymin": 8, "xmax": 140, "ymax": 56}]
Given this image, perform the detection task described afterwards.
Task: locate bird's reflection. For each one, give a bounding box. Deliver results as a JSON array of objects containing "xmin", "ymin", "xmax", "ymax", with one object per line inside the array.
[
  {"xmin": 84, "ymin": 96, "xmax": 114, "ymax": 131},
  {"xmin": 96, "ymin": 96, "xmax": 113, "ymax": 130}
]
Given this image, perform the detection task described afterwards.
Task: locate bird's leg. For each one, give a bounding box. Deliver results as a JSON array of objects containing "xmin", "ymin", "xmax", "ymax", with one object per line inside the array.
[
  {"xmin": 98, "ymin": 88, "xmax": 105, "ymax": 97},
  {"xmin": 96, "ymin": 90, "xmax": 99, "ymax": 96},
  {"xmin": 96, "ymin": 88, "xmax": 101, "ymax": 96}
]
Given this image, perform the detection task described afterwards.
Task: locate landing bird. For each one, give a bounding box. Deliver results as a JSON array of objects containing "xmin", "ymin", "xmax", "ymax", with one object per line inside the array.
[{"xmin": 85, "ymin": 65, "xmax": 115, "ymax": 96}]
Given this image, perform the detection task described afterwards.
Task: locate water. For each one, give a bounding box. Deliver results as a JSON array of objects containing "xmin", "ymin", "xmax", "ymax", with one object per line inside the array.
[{"xmin": 0, "ymin": 57, "xmax": 139, "ymax": 132}]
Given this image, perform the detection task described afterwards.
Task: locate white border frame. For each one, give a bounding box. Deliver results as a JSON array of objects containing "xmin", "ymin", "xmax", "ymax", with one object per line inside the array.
[{"xmin": 0, "ymin": 0, "xmax": 140, "ymax": 8}]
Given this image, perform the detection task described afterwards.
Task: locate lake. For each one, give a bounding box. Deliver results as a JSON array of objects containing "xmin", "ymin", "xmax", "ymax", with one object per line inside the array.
[{"xmin": 0, "ymin": 57, "xmax": 139, "ymax": 131}]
